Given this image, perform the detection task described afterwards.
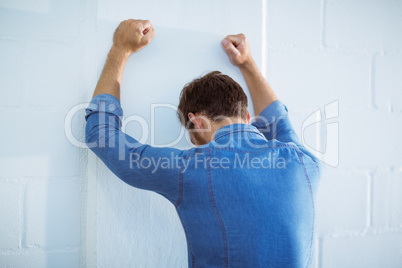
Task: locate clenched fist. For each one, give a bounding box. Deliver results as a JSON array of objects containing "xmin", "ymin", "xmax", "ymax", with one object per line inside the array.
[
  {"xmin": 113, "ymin": 19, "xmax": 155, "ymax": 54},
  {"xmin": 221, "ymin": 34, "xmax": 253, "ymax": 67}
]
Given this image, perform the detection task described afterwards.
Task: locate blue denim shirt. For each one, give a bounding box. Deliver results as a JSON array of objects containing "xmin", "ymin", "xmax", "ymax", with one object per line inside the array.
[{"xmin": 85, "ymin": 93, "xmax": 321, "ymax": 268}]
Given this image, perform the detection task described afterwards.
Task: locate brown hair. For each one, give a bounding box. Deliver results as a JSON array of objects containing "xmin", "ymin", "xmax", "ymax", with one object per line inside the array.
[{"xmin": 177, "ymin": 71, "xmax": 248, "ymax": 129}]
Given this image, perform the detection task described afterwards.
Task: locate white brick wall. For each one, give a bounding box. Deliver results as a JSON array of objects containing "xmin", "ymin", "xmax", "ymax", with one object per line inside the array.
[
  {"xmin": 372, "ymin": 169, "xmax": 402, "ymax": 228},
  {"xmin": 324, "ymin": 0, "xmax": 402, "ymax": 51},
  {"xmin": 0, "ymin": 181, "xmax": 22, "ymax": 250},
  {"xmin": 0, "ymin": 0, "xmax": 91, "ymax": 265},
  {"xmin": 25, "ymin": 178, "xmax": 81, "ymax": 248},
  {"xmin": 374, "ymin": 54, "xmax": 402, "ymax": 111},
  {"xmin": 1, "ymin": 0, "xmax": 401, "ymax": 267},
  {"xmin": 317, "ymin": 169, "xmax": 369, "ymax": 233},
  {"xmin": 267, "ymin": 0, "xmax": 321, "ymax": 47},
  {"xmin": 321, "ymin": 233, "xmax": 402, "ymax": 267},
  {"xmin": 267, "ymin": 50, "xmax": 370, "ymax": 110},
  {"xmin": 0, "ymin": 40, "xmax": 24, "ymax": 107}
]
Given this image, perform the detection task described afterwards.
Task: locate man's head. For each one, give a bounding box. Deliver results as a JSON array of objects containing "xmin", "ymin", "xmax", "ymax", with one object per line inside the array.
[{"xmin": 177, "ymin": 71, "xmax": 250, "ymax": 146}]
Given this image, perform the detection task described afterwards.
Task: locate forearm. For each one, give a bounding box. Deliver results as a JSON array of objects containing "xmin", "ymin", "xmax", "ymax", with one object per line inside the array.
[
  {"xmin": 239, "ymin": 60, "xmax": 278, "ymax": 117},
  {"xmin": 92, "ymin": 45, "xmax": 130, "ymax": 101}
]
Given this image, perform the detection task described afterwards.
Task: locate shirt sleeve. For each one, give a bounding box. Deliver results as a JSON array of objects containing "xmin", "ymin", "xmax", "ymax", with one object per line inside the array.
[
  {"xmin": 251, "ymin": 100, "xmax": 321, "ymax": 171},
  {"xmin": 85, "ymin": 93, "xmax": 184, "ymax": 203}
]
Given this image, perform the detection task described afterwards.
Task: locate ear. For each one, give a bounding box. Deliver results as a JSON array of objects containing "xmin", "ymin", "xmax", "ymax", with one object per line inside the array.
[
  {"xmin": 188, "ymin": 112, "xmax": 202, "ymax": 129},
  {"xmin": 247, "ymin": 112, "xmax": 251, "ymax": 124}
]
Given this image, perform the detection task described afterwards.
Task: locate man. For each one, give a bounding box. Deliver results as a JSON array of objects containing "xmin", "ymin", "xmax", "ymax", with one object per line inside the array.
[{"xmin": 85, "ymin": 19, "xmax": 321, "ymax": 267}]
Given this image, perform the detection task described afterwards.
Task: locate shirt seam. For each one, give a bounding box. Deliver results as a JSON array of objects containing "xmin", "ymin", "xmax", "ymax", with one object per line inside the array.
[
  {"xmin": 175, "ymin": 208, "xmax": 195, "ymax": 268},
  {"xmin": 207, "ymin": 148, "xmax": 229, "ymax": 268},
  {"xmin": 295, "ymin": 149, "xmax": 315, "ymax": 267},
  {"xmin": 174, "ymin": 156, "xmax": 188, "ymax": 207}
]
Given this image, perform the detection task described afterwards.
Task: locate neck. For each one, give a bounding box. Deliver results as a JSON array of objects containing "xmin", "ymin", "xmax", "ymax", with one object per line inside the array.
[{"xmin": 211, "ymin": 117, "xmax": 247, "ymax": 139}]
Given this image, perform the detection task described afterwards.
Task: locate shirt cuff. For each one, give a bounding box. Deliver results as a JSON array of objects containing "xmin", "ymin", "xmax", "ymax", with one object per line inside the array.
[
  {"xmin": 85, "ymin": 93, "xmax": 123, "ymax": 121},
  {"xmin": 252, "ymin": 100, "xmax": 288, "ymax": 128}
]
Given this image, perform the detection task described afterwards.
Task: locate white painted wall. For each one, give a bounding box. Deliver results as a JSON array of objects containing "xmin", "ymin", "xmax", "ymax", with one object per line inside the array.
[{"xmin": 0, "ymin": 0, "xmax": 401, "ymax": 267}]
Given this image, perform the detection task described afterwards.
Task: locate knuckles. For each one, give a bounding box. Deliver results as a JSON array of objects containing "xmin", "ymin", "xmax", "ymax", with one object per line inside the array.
[
  {"xmin": 142, "ymin": 37, "xmax": 151, "ymax": 45},
  {"xmin": 238, "ymin": 33, "xmax": 246, "ymax": 40},
  {"xmin": 118, "ymin": 19, "xmax": 153, "ymax": 30},
  {"xmin": 114, "ymin": 19, "xmax": 155, "ymax": 53}
]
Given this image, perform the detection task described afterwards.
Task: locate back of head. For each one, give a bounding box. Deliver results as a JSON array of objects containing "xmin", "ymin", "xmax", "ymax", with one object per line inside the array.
[{"xmin": 177, "ymin": 71, "xmax": 248, "ymax": 129}]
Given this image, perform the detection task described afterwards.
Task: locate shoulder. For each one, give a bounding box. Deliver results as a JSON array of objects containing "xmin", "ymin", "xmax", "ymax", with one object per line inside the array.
[{"xmin": 268, "ymin": 139, "xmax": 322, "ymax": 179}]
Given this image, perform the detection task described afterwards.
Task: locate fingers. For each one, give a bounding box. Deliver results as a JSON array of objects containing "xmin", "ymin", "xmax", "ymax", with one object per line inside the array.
[
  {"xmin": 223, "ymin": 34, "xmax": 246, "ymax": 47},
  {"xmin": 129, "ymin": 19, "xmax": 155, "ymax": 45},
  {"xmin": 221, "ymin": 33, "xmax": 251, "ymax": 66},
  {"xmin": 141, "ymin": 20, "xmax": 152, "ymax": 29},
  {"xmin": 114, "ymin": 18, "xmax": 155, "ymax": 53},
  {"xmin": 124, "ymin": 19, "xmax": 153, "ymax": 35},
  {"xmin": 139, "ymin": 20, "xmax": 155, "ymax": 39},
  {"xmin": 221, "ymin": 36, "xmax": 240, "ymax": 58},
  {"xmin": 140, "ymin": 20, "xmax": 152, "ymax": 35},
  {"xmin": 142, "ymin": 25, "xmax": 156, "ymax": 45}
]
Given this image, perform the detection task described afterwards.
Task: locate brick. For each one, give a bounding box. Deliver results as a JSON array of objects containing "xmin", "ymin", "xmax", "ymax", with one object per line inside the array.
[
  {"xmin": 0, "ymin": 110, "xmax": 80, "ymax": 177},
  {"xmin": 267, "ymin": 0, "xmax": 321, "ymax": 47},
  {"xmin": 26, "ymin": 41, "xmax": 80, "ymax": 111},
  {"xmin": 317, "ymin": 168, "xmax": 368, "ymax": 233},
  {"xmin": 372, "ymin": 170, "xmax": 402, "ymax": 228},
  {"xmin": 321, "ymin": 233, "xmax": 402, "ymax": 267},
  {"xmin": 337, "ymin": 109, "xmax": 402, "ymax": 169},
  {"xmin": 0, "ymin": 40, "xmax": 24, "ymax": 107},
  {"xmin": 324, "ymin": 0, "xmax": 402, "ymax": 51},
  {"xmin": 0, "ymin": 182, "xmax": 21, "ymax": 249},
  {"xmin": 267, "ymin": 50, "xmax": 370, "ymax": 111},
  {"xmin": 374, "ymin": 54, "xmax": 402, "ymax": 111},
  {"xmin": 25, "ymin": 178, "xmax": 81, "ymax": 248},
  {"xmin": 0, "ymin": 251, "xmax": 80, "ymax": 268},
  {"xmin": 0, "ymin": 1, "xmax": 81, "ymax": 38}
]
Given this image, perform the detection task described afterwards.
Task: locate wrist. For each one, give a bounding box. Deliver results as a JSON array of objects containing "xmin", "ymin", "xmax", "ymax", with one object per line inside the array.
[
  {"xmin": 238, "ymin": 59, "xmax": 258, "ymax": 75},
  {"xmin": 109, "ymin": 44, "xmax": 131, "ymax": 61}
]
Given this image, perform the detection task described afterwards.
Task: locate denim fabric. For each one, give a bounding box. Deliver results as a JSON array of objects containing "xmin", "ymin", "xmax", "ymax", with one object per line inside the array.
[{"xmin": 85, "ymin": 93, "xmax": 321, "ymax": 268}]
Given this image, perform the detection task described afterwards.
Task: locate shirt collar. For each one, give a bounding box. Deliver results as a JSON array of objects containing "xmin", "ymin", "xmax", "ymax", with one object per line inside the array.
[{"xmin": 212, "ymin": 123, "xmax": 266, "ymax": 143}]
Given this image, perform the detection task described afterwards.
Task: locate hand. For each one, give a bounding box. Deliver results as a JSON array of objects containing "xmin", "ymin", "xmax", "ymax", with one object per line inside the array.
[
  {"xmin": 113, "ymin": 19, "xmax": 155, "ymax": 55},
  {"xmin": 221, "ymin": 34, "xmax": 253, "ymax": 68}
]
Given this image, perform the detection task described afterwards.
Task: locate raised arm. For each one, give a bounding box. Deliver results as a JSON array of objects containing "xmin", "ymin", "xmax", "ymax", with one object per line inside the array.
[
  {"xmin": 221, "ymin": 34, "xmax": 277, "ymax": 116},
  {"xmin": 92, "ymin": 19, "xmax": 155, "ymax": 100},
  {"xmin": 85, "ymin": 20, "xmax": 184, "ymax": 203},
  {"xmin": 221, "ymin": 34, "xmax": 299, "ymax": 145},
  {"xmin": 221, "ymin": 34, "xmax": 321, "ymax": 170}
]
